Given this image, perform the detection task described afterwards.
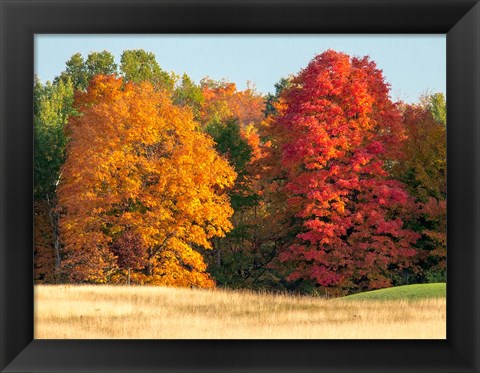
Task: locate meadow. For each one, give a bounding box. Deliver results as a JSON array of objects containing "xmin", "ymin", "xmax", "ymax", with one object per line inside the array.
[{"xmin": 34, "ymin": 284, "xmax": 446, "ymax": 339}]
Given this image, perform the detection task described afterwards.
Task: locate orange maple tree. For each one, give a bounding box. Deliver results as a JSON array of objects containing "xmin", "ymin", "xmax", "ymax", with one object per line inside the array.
[{"xmin": 57, "ymin": 75, "xmax": 236, "ymax": 286}]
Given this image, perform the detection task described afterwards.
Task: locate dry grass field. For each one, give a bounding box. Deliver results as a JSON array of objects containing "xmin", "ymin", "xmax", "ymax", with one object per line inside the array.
[{"xmin": 34, "ymin": 285, "xmax": 446, "ymax": 339}]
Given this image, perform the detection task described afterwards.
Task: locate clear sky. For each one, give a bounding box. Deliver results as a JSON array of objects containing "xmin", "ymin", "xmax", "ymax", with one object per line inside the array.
[{"xmin": 35, "ymin": 35, "xmax": 445, "ymax": 103}]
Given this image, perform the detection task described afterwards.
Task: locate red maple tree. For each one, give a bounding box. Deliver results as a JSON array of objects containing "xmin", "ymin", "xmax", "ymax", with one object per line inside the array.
[{"xmin": 270, "ymin": 50, "xmax": 419, "ymax": 292}]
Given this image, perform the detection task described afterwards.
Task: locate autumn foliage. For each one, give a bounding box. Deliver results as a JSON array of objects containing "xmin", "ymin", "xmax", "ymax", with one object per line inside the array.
[
  {"xmin": 393, "ymin": 103, "xmax": 447, "ymax": 280},
  {"xmin": 266, "ymin": 51, "xmax": 420, "ymax": 292},
  {"xmin": 34, "ymin": 49, "xmax": 446, "ymax": 295},
  {"xmin": 57, "ymin": 75, "xmax": 236, "ymax": 286},
  {"xmin": 199, "ymin": 79, "xmax": 264, "ymax": 130}
]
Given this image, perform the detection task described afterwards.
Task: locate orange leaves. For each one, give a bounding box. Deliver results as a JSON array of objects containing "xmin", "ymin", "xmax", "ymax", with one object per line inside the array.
[
  {"xmin": 199, "ymin": 80, "xmax": 265, "ymax": 129},
  {"xmin": 58, "ymin": 75, "xmax": 236, "ymax": 286}
]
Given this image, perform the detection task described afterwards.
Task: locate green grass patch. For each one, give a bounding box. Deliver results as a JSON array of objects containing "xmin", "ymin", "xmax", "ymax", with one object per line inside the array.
[{"xmin": 342, "ymin": 283, "xmax": 446, "ymax": 301}]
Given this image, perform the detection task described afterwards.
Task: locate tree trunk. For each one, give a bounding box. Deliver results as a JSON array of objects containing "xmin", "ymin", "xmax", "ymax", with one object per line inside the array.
[
  {"xmin": 146, "ymin": 261, "xmax": 153, "ymax": 277},
  {"xmin": 216, "ymin": 238, "xmax": 221, "ymax": 268},
  {"xmin": 48, "ymin": 203, "xmax": 61, "ymax": 283}
]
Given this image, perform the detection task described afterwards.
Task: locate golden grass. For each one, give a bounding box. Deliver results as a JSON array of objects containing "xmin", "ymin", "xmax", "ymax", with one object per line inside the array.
[{"xmin": 34, "ymin": 285, "xmax": 446, "ymax": 339}]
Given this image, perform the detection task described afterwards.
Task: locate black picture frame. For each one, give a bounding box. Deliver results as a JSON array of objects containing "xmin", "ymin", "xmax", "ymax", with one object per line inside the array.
[{"xmin": 1, "ymin": 0, "xmax": 479, "ymax": 372}]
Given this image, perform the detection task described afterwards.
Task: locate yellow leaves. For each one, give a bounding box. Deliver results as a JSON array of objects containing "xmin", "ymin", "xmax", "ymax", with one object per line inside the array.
[
  {"xmin": 199, "ymin": 79, "xmax": 264, "ymax": 130},
  {"xmin": 332, "ymin": 201, "xmax": 345, "ymax": 214},
  {"xmin": 58, "ymin": 75, "xmax": 236, "ymax": 287},
  {"xmin": 109, "ymin": 225, "xmax": 123, "ymax": 236}
]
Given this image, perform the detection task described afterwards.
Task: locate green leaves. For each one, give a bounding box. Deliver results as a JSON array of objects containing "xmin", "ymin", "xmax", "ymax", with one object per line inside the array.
[
  {"xmin": 120, "ymin": 49, "xmax": 175, "ymax": 91},
  {"xmin": 427, "ymin": 93, "xmax": 446, "ymax": 126},
  {"xmin": 206, "ymin": 118, "xmax": 253, "ymax": 174},
  {"xmin": 34, "ymin": 76, "xmax": 75, "ymax": 200},
  {"xmin": 86, "ymin": 51, "xmax": 118, "ymax": 78}
]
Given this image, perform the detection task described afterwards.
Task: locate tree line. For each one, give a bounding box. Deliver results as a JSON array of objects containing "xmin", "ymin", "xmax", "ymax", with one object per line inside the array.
[{"xmin": 34, "ymin": 49, "xmax": 446, "ymax": 295}]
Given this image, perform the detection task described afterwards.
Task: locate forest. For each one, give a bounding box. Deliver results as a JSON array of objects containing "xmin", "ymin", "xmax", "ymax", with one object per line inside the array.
[{"xmin": 34, "ymin": 49, "xmax": 446, "ymax": 296}]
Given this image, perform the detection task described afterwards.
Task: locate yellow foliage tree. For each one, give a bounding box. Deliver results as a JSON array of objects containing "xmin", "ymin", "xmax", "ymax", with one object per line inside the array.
[
  {"xmin": 199, "ymin": 79, "xmax": 264, "ymax": 129},
  {"xmin": 58, "ymin": 75, "xmax": 236, "ymax": 287}
]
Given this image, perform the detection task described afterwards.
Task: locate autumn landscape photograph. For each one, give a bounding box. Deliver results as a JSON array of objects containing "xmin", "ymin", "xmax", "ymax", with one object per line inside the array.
[{"xmin": 34, "ymin": 35, "xmax": 446, "ymax": 339}]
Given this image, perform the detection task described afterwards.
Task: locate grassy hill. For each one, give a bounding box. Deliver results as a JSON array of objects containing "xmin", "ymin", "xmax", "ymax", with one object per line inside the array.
[{"xmin": 342, "ymin": 283, "xmax": 446, "ymax": 301}]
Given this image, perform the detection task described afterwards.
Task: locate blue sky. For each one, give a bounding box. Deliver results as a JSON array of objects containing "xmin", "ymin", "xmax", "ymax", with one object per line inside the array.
[{"xmin": 35, "ymin": 35, "xmax": 445, "ymax": 103}]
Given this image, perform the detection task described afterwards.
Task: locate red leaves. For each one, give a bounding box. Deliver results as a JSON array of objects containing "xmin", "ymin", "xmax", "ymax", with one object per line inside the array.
[
  {"xmin": 268, "ymin": 50, "xmax": 420, "ymax": 292},
  {"xmin": 111, "ymin": 231, "xmax": 147, "ymax": 270}
]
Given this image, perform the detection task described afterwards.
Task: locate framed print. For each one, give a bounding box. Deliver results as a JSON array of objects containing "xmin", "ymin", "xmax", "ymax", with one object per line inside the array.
[{"xmin": 1, "ymin": 0, "xmax": 479, "ymax": 372}]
